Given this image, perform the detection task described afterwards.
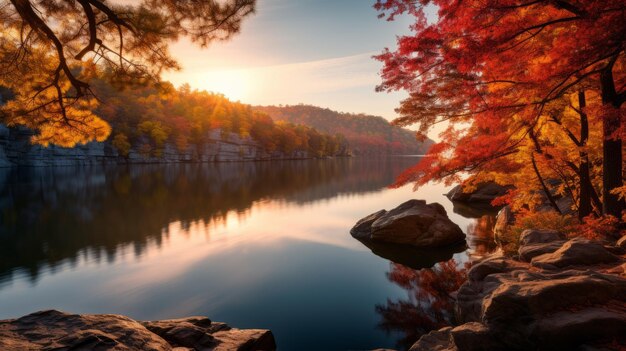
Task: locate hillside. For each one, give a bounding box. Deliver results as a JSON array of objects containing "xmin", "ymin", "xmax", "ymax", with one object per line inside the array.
[
  {"xmin": 254, "ymin": 105, "xmax": 433, "ymax": 156},
  {"xmin": 88, "ymin": 80, "xmax": 348, "ymax": 158}
]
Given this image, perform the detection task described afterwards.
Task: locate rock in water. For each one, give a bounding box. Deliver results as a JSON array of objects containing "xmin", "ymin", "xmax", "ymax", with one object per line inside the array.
[
  {"xmin": 446, "ymin": 182, "xmax": 512, "ymax": 204},
  {"xmin": 0, "ymin": 310, "xmax": 276, "ymax": 351},
  {"xmin": 350, "ymin": 209, "xmax": 387, "ymax": 239},
  {"xmin": 351, "ymin": 200, "xmax": 465, "ymax": 248}
]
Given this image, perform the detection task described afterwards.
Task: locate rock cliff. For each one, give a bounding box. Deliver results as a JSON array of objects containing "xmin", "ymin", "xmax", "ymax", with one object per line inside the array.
[{"xmin": 0, "ymin": 125, "xmax": 315, "ymax": 167}]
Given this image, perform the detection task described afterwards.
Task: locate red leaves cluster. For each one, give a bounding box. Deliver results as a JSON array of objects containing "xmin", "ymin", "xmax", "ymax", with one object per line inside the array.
[
  {"xmin": 377, "ymin": 259, "xmax": 470, "ymax": 349},
  {"xmin": 376, "ymin": 0, "xmax": 626, "ymax": 189}
]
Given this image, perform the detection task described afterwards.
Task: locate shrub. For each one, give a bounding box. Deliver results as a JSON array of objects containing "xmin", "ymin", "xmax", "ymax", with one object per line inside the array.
[
  {"xmin": 500, "ymin": 210, "xmax": 576, "ymax": 256},
  {"xmin": 577, "ymin": 215, "xmax": 623, "ymax": 240}
]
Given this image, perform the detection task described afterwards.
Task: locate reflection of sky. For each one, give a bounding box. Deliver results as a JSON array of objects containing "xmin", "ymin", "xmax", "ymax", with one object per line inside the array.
[{"xmin": 0, "ymin": 179, "xmax": 474, "ymax": 350}]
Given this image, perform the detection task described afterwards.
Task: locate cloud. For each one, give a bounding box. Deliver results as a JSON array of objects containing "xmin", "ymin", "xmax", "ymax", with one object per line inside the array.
[{"xmin": 166, "ymin": 52, "xmax": 382, "ymax": 103}]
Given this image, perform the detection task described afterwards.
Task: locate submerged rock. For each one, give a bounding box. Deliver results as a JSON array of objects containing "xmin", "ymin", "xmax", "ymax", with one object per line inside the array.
[
  {"xmin": 356, "ymin": 238, "xmax": 466, "ymax": 270},
  {"xmin": 351, "ymin": 200, "xmax": 465, "ymax": 248},
  {"xmin": 0, "ymin": 310, "xmax": 276, "ymax": 351}
]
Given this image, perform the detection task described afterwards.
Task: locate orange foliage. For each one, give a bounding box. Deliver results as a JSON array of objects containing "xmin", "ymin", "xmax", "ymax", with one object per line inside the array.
[
  {"xmin": 577, "ymin": 215, "xmax": 624, "ymax": 241},
  {"xmin": 376, "ymin": 0, "xmax": 626, "ymax": 218},
  {"xmin": 91, "ymin": 80, "xmax": 347, "ymax": 157}
]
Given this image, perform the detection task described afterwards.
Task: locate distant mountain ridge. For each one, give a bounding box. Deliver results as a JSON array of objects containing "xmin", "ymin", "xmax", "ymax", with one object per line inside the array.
[{"xmin": 254, "ymin": 104, "xmax": 433, "ymax": 156}]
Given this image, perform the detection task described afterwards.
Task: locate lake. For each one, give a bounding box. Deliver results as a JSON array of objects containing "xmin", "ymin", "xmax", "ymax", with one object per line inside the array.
[{"xmin": 0, "ymin": 157, "xmax": 495, "ymax": 350}]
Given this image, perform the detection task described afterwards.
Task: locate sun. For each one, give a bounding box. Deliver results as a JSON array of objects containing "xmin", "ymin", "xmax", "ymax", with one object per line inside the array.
[{"xmin": 199, "ymin": 69, "xmax": 251, "ymax": 102}]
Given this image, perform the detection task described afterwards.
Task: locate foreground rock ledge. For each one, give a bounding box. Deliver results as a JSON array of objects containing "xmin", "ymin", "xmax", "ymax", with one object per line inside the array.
[
  {"xmin": 351, "ymin": 199, "xmax": 465, "ymax": 248},
  {"xmin": 0, "ymin": 310, "xmax": 276, "ymax": 351},
  {"xmin": 409, "ymin": 230, "xmax": 626, "ymax": 351}
]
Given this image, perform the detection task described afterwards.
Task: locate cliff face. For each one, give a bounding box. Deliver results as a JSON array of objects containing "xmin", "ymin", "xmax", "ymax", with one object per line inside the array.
[{"xmin": 0, "ymin": 125, "xmax": 312, "ymax": 167}]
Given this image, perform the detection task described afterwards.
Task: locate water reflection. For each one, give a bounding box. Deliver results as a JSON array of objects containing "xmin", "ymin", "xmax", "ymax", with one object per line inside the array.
[
  {"xmin": 0, "ymin": 157, "xmax": 497, "ymax": 350},
  {"xmin": 0, "ymin": 158, "xmax": 415, "ymax": 284},
  {"xmin": 376, "ymin": 259, "xmax": 471, "ymax": 350},
  {"xmin": 466, "ymin": 215, "xmax": 498, "ymax": 258},
  {"xmin": 355, "ymin": 239, "xmax": 466, "ymax": 270}
]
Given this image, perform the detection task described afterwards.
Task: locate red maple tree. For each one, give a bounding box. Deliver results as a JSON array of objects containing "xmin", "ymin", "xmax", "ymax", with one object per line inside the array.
[{"xmin": 376, "ymin": 0, "xmax": 626, "ymax": 217}]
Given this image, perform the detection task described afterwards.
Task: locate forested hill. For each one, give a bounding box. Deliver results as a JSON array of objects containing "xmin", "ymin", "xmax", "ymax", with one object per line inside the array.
[{"xmin": 254, "ymin": 105, "xmax": 433, "ymax": 156}]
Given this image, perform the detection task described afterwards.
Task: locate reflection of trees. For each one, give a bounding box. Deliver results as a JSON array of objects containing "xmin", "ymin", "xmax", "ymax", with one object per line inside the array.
[
  {"xmin": 0, "ymin": 157, "xmax": 417, "ymax": 284},
  {"xmin": 466, "ymin": 215, "xmax": 497, "ymax": 257},
  {"xmin": 376, "ymin": 260, "xmax": 470, "ymax": 350}
]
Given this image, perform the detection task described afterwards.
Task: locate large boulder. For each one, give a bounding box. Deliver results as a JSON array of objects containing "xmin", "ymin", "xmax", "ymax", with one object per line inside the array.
[
  {"xmin": 350, "ymin": 209, "xmax": 387, "ymax": 239},
  {"xmin": 531, "ymin": 238, "xmax": 620, "ymax": 269},
  {"xmin": 518, "ymin": 241, "xmax": 565, "ymax": 262},
  {"xmin": 517, "ymin": 229, "xmax": 567, "ymax": 262},
  {"xmin": 446, "ymin": 182, "xmax": 512, "ymax": 204},
  {"xmin": 0, "ymin": 310, "xmax": 276, "ymax": 351},
  {"xmin": 518, "ymin": 229, "xmax": 565, "ymax": 246},
  {"xmin": 351, "ymin": 200, "xmax": 465, "ymax": 248}
]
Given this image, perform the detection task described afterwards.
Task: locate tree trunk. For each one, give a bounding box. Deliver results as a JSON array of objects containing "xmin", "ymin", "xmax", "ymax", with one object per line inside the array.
[
  {"xmin": 600, "ymin": 64, "xmax": 624, "ymax": 217},
  {"xmin": 577, "ymin": 91, "xmax": 592, "ymax": 219},
  {"xmin": 531, "ymin": 153, "xmax": 562, "ymax": 214}
]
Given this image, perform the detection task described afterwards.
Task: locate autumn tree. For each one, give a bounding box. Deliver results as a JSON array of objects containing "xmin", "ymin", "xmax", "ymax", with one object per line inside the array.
[
  {"xmin": 0, "ymin": 0, "xmax": 255, "ymax": 146},
  {"xmin": 376, "ymin": 0, "xmax": 626, "ymax": 217}
]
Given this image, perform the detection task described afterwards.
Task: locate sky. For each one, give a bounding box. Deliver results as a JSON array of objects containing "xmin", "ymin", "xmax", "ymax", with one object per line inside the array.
[{"xmin": 162, "ymin": 0, "xmax": 417, "ymax": 122}]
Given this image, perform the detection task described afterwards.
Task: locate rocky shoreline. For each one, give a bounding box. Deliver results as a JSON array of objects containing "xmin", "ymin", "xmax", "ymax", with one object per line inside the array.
[
  {"xmin": 0, "ymin": 310, "xmax": 276, "ymax": 351},
  {"xmin": 0, "ymin": 125, "xmax": 326, "ymax": 168},
  {"xmin": 352, "ymin": 195, "xmax": 626, "ymax": 350},
  {"xmin": 409, "ymin": 230, "xmax": 626, "ymax": 350}
]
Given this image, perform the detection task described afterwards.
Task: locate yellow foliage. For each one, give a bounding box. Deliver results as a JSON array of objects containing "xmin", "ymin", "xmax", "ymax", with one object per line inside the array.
[
  {"xmin": 112, "ymin": 133, "xmax": 131, "ymax": 157},
  {"xmin": 0, "ymin": 50, "xmax": 110, "ymax": 147}
]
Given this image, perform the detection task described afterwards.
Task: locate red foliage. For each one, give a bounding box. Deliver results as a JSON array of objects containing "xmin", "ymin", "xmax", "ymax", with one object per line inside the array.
[
  {"xmin": 577, "ymin": 215, "xmax": 624, "ymax": 240},
  {"xmin": 377, "ymin": 259, "xmax": 470, "ymax": 349},
  {"xmin": 376, "ymin": 0, "xmax": 626, "ymax": 193}
]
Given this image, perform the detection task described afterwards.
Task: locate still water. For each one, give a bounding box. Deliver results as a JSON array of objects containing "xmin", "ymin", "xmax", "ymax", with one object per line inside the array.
[{"xmin": 0, "ymin": 157, "xmax": 494, "ymax": 350}]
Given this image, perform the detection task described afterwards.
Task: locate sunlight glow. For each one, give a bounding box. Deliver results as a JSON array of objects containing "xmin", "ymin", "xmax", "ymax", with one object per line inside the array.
[{"xmin": 190, "ymin": 69, "xmax": 251, "ymax": 102}]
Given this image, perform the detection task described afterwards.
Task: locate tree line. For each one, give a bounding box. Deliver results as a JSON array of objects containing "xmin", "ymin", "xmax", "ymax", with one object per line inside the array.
[
  {"xmin": 255, "ymin": 104, "xmax": 432, "ymax": 156},
  {"xmin": 90, "ymin": 79, "xmax": 348, "ymax": 158}
]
